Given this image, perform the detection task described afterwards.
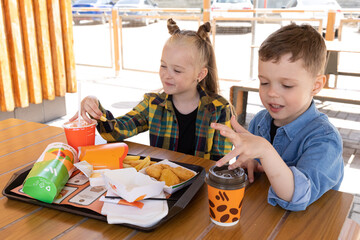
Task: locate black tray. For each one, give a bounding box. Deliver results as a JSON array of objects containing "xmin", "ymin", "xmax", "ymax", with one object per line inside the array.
[{"xmin": 2, "ymin": 157, "xmax": 206, "ymax": 232}]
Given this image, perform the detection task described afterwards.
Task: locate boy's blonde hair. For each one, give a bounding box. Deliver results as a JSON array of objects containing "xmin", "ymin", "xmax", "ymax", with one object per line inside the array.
[
  {"xmin": 166, "ymin": 18, "xmax": 219, "ymax": 96},
  {"xmin": 259, "ymin": 24, "xmax": 327, "ymax": 77}
]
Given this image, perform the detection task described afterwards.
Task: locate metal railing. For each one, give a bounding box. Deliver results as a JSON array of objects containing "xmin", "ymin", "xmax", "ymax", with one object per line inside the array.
[{"xmin": 71, "ymin": 7, "xmax": 360, "ymax": 80}]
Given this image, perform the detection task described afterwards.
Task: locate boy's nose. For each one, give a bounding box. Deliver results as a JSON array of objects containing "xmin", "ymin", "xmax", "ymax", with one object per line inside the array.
[{"xmin": 267, "ymin": 86, "xmax": 279, "ymax": 97}]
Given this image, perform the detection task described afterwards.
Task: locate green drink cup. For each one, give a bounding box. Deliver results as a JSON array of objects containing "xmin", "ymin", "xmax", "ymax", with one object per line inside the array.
[{"xmin": 22, "ymin": 142, "xmax": 78, "ymax": 203}]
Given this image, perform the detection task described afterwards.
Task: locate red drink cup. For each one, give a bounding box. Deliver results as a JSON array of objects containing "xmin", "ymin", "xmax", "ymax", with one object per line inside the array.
[{"xmin": 63, "ymin": 119, "xmax": 96, "ymax": 152}]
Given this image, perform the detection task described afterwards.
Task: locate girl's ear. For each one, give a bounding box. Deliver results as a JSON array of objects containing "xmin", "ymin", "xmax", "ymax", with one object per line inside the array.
[
  {"xmin": 197, "ymin": 67, "xmax": 208, "ymax": 82},
  {"xmin": 312, "ymin": 74, "xmax": 326, "ymax": 96}
]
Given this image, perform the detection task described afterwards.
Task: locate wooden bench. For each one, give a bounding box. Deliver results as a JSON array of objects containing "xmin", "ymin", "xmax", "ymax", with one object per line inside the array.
[
  {"xmin": 230, "ymin": 80, "xmax": 360, "ymax": 125},
  {"xmin": 325, "ymin": 41, "xmax": 360, "ymax": 78}
]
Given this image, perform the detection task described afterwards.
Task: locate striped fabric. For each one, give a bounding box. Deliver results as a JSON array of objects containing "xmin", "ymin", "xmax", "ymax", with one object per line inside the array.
[{"xmin": 96, "ymin": 85, "xmax": 233, "ymax": 160}]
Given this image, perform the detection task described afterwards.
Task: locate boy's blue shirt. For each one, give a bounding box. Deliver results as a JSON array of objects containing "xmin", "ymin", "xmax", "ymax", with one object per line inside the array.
[{"xmin": 248, "ymin": 101, "xmax": 344, "ymax": 211}]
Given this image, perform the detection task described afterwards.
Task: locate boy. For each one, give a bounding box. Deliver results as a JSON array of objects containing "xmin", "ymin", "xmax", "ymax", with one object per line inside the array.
[{"xmin": 211, "ymin": 24, "xmax": 344, "ymax": 211}]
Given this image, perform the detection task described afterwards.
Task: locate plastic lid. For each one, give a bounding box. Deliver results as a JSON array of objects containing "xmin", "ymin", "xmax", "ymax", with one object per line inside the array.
[
  {"xmin": 63, "ymin": 119, "xmax": 97, "ymax": 129},
  {"xmin": 205, "ymin": 165, "xmax": 249, "ymax": 190}
]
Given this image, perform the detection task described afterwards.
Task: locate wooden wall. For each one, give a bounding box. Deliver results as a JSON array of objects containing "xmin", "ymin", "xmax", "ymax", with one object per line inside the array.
[{"xmin": 0, "ymin": 0, "xmax": 76, "ymax": 112}]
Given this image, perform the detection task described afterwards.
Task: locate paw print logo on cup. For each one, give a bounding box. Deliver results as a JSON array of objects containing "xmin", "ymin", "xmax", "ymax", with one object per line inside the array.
[{"xmin": 205, "ymin": 165, "xmax": 248, "ymax": 226}]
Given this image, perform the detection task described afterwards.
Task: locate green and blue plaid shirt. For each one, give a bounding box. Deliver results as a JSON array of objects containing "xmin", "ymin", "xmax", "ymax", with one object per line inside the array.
[{"xmin": 96, "ymin": 85, "xmax": 233, "ymax": 160}]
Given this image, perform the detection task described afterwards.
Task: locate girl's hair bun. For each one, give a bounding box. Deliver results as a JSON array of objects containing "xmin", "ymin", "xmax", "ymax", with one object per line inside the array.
[
  {"xmin": 197, "ymin": 22, "xmax": 211, "ymax": 41},
  {"xmin": 167, "ymin": 18, "xmax": 180, "ymax": 35}
]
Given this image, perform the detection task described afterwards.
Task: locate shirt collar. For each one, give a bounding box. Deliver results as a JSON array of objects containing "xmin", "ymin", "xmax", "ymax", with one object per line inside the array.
[
  {"xmin": 152, "ymin": 85, "xmax": 217, "ymax": 113},
  {"xmin": 258, "ymin": 101, "xmax": 320, "ymax": 141}
]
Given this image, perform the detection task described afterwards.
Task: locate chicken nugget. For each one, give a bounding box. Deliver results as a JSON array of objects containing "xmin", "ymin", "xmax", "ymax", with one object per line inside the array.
[
  {"xmin": 145, "ymin": 164, "xmax": 163, "ymax": 180},
  {"xmin": 159, "ymin": 169, "xmax": 180, "ymax": 186},
  {"xmin": 171, "ymin": 166, "xmax": 195, "ymax": 181},
  {"xmin": 158, "ymin": 164, "xmax": 171, "ymax": 169}
]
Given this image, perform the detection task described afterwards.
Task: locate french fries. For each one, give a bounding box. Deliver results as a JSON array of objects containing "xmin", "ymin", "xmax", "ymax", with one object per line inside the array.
[
  {"xmin": 135, "ymin": 156, "xmax": 150, "ymax": 171},
  {"xmin": 123, "ymin": 155, "xmax": 141, "ymax": 162},
  {"xmin": 123, "ymin": 155, "xmax": 155, "ymax": 171}
]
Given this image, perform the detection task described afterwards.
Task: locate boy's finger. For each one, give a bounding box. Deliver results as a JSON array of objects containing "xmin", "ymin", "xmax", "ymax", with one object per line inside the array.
[
  {"xmin": 257, "ymin": 164, "xmax": 265, "ymax": 172},
  {"xmin": 210, "ymin": 122, "xmax": 232, "ymax": 132},
  {"xmin": 228, "ymin": 160, "xmax": 242, "ymax": 170},
  {"xmin": 230, "ymin": 116, "xmax": 248, "ymax": 134},
  {"xmin": 216, "ymin": 149, "xmax": 239, "ymax": 167},
  {"xmin": 246, "ymin": 163, "xmax": 255, "ymax": 183}
]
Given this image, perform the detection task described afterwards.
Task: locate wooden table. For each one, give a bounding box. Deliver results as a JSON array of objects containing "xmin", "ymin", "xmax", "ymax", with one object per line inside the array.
[{"xmin": 0, "ymin": 118, "xmax": 354, "ymax": 239}]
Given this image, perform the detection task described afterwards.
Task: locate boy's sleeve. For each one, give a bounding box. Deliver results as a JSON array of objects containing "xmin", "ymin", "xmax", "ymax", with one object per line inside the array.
[
  {"xmin": 268, "ymin": 167, "xmax": 311, "ymax": 211},
  {"xmin": 96, "ymin": 94, "xmax": 150, "ymax": 142},
  {"xmin": 267, "ymin": 131, "xmax": 344, "ymax": 211},
  {"xmin": 210, "ymin": 104, "xmax": 233, "ymax": 160}
]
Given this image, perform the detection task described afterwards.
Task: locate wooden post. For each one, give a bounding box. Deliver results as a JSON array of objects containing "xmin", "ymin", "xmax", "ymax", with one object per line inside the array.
[
  {"xmin": 119, "ymin": 16, "xmax": 124, "ymax": 70},
  {"xmin": 33, "ymin": 0, "xmax": 55, "ymax": 101},
  {"xmin": 47, "ymin": 0, "xmax": 67, "ymax": 97},
  {"xmin": 112, "ymin": 9, "xmax": 120, "ymax": 76},
  {"xmin": 211, "ymin": 19, "xmax": 216, "ymax": 48},
  {"xmin": 3, "ymin": 0, "xmax": 29, "ymax": 108},
  {"xmin": 19, "ymin": 1, "xmax": 42, "ymax": 104},
  {"xmin": 203, "ymin": 0, "xmax": 211, "ymax": 23},
  {"xmin": 60, "ymin": 0, "xmax": 77, "ymax": 93},
  {"xmin": 0, "ymin": 0, "xmax": 15, "ymax": 112},
  {"xmin": 325, "ymin": 10, "xmax": 336, "ymax": 41}
]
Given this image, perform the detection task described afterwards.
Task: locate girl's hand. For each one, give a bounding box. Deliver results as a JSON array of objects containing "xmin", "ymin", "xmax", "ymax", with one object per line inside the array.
[
  {"xmin": 211, "ymin": 116, "xmax": 270, "ymax": 170},
  {"xmin": 69, "ymin": 96, "xmax": 102, "ymax": 123}
]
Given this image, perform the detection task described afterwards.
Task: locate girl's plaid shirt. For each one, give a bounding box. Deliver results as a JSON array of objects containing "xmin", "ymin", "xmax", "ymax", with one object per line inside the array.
[{"xmin": 97, "ymin": 86, "xmax": 233, "ymax": 160}]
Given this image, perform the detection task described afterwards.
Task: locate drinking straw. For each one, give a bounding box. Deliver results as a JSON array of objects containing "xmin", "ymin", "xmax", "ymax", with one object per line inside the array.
[
  {"xmin": 104, "ymin": 196, "xmax": 177, "ymax": 201},
  {"xmin": 78, "ymin": 80, "xmax": 81, "ymax": 126}
]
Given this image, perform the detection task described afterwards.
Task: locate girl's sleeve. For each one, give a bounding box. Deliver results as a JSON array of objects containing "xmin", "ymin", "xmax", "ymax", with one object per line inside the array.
[
  {"xmin": 96, "ymin": 94, "xmax": 151, "ymax": 142},
  {"xmin": 210, "ymin": 104, "xmax": 233, "ymax": 160}
]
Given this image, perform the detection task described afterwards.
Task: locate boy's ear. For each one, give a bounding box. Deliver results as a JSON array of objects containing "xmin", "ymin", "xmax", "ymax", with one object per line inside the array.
[
  {"xmin": 197, "ymin": 67, "xmax": 208, "ymax": 82},
  {"xmin": 312, "ymin": 74, "xmax": 326, "ymax": 96}
]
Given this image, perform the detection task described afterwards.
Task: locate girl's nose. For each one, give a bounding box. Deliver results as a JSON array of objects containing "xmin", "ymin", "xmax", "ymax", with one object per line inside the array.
[{"xmin": 161, "ymin": 68, "xmax": 171, "ymax": 79}]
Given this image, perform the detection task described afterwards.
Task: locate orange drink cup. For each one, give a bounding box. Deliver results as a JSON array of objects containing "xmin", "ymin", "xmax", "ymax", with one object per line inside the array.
[
  {"xmin": 205, "ymin": 165, "xmax": 249, "ymax": 226},
  {"xmin": 63, "ymin": 119, "xmax": 96, "ymax": 152}
]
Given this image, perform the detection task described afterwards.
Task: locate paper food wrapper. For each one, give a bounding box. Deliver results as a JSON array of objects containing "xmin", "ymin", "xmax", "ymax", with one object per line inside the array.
[
  {"xmin": 140, "ymin": 159, "xmax": 198, "ymax": 194},
  {"xmin": 101, "ymin": 190, "xmax": 168, "ymax": 227},
  {"xmin": 79, "ymin": 142, "xmax": 128, "ymax": 170},
  {"xmin": 102, "ymin": 168, "xmax": 165, "ymax": 203},
  {"xmin": 74, "ymin": 161, "xmax": 109, "ymax": 187},
  {"xmin": 89, "ymin": 169, "xmax": 110, "ymax": 187},
  {"xmin": 74, "ymin": 161, "xmax": 93, "ymax": 178}
]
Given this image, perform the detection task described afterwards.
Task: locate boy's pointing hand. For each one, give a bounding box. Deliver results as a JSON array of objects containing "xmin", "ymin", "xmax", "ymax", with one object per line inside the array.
[{"xmin": 211, "ymin": 116, "xmax": 268, "ymax": 172}]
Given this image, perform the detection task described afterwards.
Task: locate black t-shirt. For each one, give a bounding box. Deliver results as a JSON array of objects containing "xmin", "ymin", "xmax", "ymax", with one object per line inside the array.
[
  {"xmin": 270, "ymin": 119, "xmax": 279, "ymax": 144},
  {"xmin": 173, "ymin": 103, "xmax": 198, "ymax": 155}
]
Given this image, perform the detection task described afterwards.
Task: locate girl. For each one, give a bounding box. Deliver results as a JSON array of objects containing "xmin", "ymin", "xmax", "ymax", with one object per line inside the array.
[{"xmin": 71, "ymin": 19, "xmax": 233, "ymax": 160}]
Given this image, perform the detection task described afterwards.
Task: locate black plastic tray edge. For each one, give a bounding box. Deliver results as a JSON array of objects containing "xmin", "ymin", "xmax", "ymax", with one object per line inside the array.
[{"xmin": 2, "ymin": 158, "xmax": 206, "ymax": 232}]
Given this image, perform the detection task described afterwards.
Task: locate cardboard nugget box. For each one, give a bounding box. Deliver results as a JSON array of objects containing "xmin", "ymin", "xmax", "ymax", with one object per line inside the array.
[{"xmin": 140, "ymin": 159, "xmax": 198, "ymax": 194}]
